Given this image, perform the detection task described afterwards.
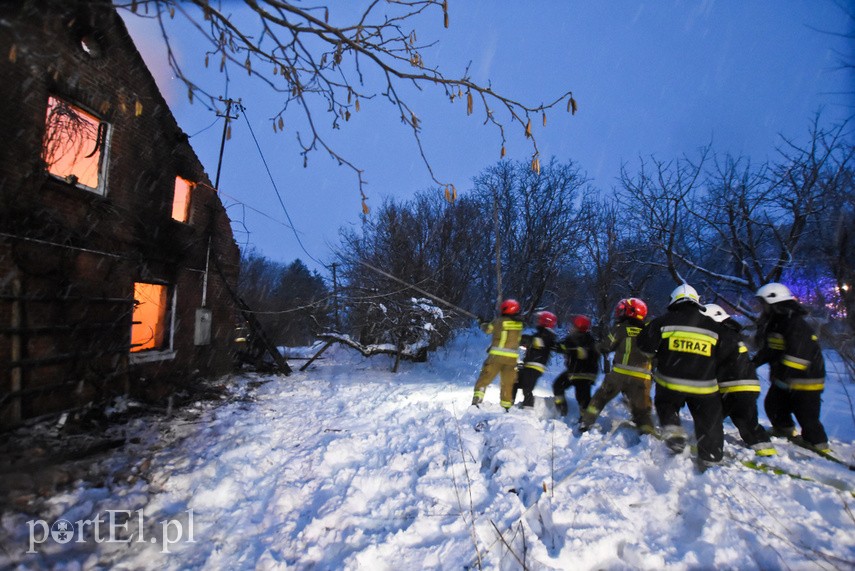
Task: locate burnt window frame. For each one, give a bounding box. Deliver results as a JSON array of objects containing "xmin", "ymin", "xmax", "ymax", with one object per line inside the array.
[
  {"xmin": 42, "ymin": 94, "xmax": 112, "ymax": 196},
  {"xmin": 129, "ymin": 281, "xmax": 178, "ymax": 363}
]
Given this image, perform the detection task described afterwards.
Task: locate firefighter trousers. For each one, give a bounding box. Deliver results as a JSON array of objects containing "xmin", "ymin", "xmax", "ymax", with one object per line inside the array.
[
  {"xmin": 474, "ymin": 355, "xmax": 518, "ymax": 409},
  {"xmin": 764, "ymin": 384, "xmax": 828, "ymax": 447},
  {"xmin": 722, "ymin": 392, "xmax": 771, "ymax": 448},
  {"xmin": 655, "ymin": 385, "xmax": 723, "ymax": 463},
  {"xmin": 588, "ymin": 372, "xmax": 652, "ymax": 427},
  {"xmin": 552, "ymin": 371, "xmax": 593, "ymax": 410},
  {"xmin": 513, "ymin": 367, "xmax": 542, "ymax": 407}
]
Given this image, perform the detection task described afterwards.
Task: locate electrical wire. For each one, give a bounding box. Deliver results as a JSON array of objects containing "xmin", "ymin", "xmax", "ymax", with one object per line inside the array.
[{"xmin": 238, "ymin": 104, "xmax": 327, "ymax": 269}]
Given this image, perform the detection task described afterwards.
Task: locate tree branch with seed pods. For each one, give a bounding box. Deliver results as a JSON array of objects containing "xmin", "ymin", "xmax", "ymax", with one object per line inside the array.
[{"xmin": 116, "ymin": 0, "xmax": 577, "ymax": 211}]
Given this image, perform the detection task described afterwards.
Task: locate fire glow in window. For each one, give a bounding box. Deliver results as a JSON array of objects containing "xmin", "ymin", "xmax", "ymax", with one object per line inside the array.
[
  {"xmin": 131, "ymin": 282, "xmax": 171, "ymax": 352},
  {"xmin": 172, "ymin": 176, "xmax": 194, "ymax": 222},
  {"xmin": 42, "ymin": 96, "xmax": 109, "ymax": 194}
]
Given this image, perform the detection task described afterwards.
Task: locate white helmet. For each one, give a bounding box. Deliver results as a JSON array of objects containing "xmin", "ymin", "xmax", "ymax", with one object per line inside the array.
[
  {"xmin": 755, "ymin": 283, "xmax": 794, "ymax": 304},
  {"xmin": 702, "ymin": 303, "xmax": 729, "ymax": 322},
  {"xmin": 669, "ymin": 284, "xmax": 700, "ymax": 306}
]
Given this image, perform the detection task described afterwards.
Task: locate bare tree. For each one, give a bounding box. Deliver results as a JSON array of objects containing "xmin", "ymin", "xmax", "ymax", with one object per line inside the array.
[
  {"xmin": 619, "ymin": 120, "xmax": 854, "ymax": 321},
  {"xmin": 116, "ymin": 0, "xmax": 577, "ymax": 207},
  {"xmin": 473, "ymin": 158, "xmax": 595, "ymax": 317},
  {"xmin": 617, "ymin": 148, "xmax": 710, "ymax": 286},
  {"xmin": 575, "ymin": 197, "xmax": 658, "ymax": 326}
]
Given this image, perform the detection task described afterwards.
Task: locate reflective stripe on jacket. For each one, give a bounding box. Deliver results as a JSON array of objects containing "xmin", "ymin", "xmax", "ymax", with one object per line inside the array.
[
  {"xmin": 638, "ymin": 303, "xmax": 738, "ymax": 396},
  {"xmin": 483, "ymin": 316, "xmax": 524, "ymax": 360},
  {"xmin": 753, "ymin": 305, "xmax": 825, "ymax": 392},
  {"xmin": 597, "ymin": 319, "xmax": 651, "ymax": 378}
]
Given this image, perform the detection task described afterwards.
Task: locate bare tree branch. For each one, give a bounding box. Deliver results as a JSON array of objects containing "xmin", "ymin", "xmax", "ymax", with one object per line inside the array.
[{"xmin": 116, "ymin": 1, "xmax": 578, "ymax": 207}]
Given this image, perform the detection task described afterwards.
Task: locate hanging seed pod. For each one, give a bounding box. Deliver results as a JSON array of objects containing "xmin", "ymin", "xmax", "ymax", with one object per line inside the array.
[
  {"xmin": 525, "ymin": 118, "xmax": 532, "ymax": 138},
  {"xmin": 273, "ymin": 122, "xmax": 277, "ymax": 133},
  {"xmin": 542, "ymin": 113, "xmax": 547, "ymax": 127},
  {"xmin": 204, "ymin": 54, "xmax": 209, "ymax": 68},
  {"xmin": 355, "ymin": 98, "xmax": 360, "ymax": 112},
  {"xmin": 169, "ymin": 6, "xmax": 175, "ymax": 18},
  {"xmin": 570, "ymin": 96, "xmax": 578, "ymax": 115},
  {"xmin": 531, "ymin": 155, "xmax": 541, "ymax": 175},
  {"xmin": 500, "ymin": 146, "xmax": 506, "ymax": 158},
  {"xmin": 345, "ymin": 110, "xmax": 351, "ymax": 122},
  {"xmin": 444, "ymin": 12, "xmax": 449, "ymax": 28},
  {"xmin": 411, "ymin": 112, "xmax": 418, "ymax": 128},
  {"xmin": 324, "ymin": 7, "xmax": 329, "ymax": 23},
  {"xmin": 245, "ymin": 56, "xmax": 252, "ymax": 75},
  {"xmin": 226, "ymin": 125, "xmax": 231, "ymax": 140},
  {"xmin": 278, "ymin": 117, "xmax": 284, "ymax": 130},
  {"xmin": 8, "ymin": 44, "xmax": 16, "ymax": 63},
  {"xmin": 466, "ymin": 92, "xmax": 473, "ymax": 115},
  {"xmin": 134, "ymin": 101, "xmax": 143, "ymax": 116},
  {"xmin": 362, "ymin": 200, "xmax": 370, "ymax": 215},
  {"xmin": 99, "ymin": 101, "xmax": 111, "ymax": 115},
  {"xmin": 188, "ymin": 87, "xmax": 193, "ymax": 103},
  {"xmin": 220, "ymin": 53, "xmax": 226, "ymax": 73}
]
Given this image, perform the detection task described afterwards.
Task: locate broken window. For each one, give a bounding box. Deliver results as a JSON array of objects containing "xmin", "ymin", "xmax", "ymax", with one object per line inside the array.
[
  {"xmin": 130, "ymin": 282, "xmax": 175, "ymax": 353},
  {"xmin": 42, "ymin": 95, "xmax": 110, "ymax": 194},
  {"xmin": 171, "ymin": 176, "xmax": 194, "ymax": 222}
]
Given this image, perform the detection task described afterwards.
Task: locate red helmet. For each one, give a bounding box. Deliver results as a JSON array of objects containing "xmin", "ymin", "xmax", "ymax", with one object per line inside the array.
[
  {"xmin": 615, "ymin": 298, "xmax": 647, "ymax": 321},
  {"xmin": 537, "ymin": 311, "xmax": 558, "ymax": 328},
  {"xmin": 500, "ymin": 299, "xmax": 521, "ymax": 316},
  {"xmin": 572, "ymin": 315, "xmax": 591, "ymax": 333}
]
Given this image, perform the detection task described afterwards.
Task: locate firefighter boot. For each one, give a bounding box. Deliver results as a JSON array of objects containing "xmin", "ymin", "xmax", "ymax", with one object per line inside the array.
[
  {"xmin": 578, "ymin": 405, "xmax": 599, "ymax": 432},
  {"xmin": 661, "ymin": 424, "xmax": 687, "ymax": 454}
]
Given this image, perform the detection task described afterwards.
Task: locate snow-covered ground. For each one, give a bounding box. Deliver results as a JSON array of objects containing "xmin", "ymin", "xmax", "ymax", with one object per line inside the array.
[{"xmin": 2, "ymin": 328, "xmax": 854, "ymax": 570}]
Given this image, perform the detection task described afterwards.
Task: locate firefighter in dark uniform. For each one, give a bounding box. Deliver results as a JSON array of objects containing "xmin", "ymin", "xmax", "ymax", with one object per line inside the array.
[
  {"xmin": 703, "ymin": 304, "xmax": 776, "ymax": 457},
  {"xmin": 638, "ymin": 284, "xmax": 739, "ymax": 469},
  {"xmin": 472, "ymin": 299, "xmax": 525, "ymax": 410},
  {"xmin": 579, "ymin": 298, "xmax": 654, "ymax": 432},
  {"xmin": 552, "ymin": 315, "xmax": 601, "ymax": 416},
  {"xmin": 753, "ymin": 283, "xmax": 830, "ymax": 452},
  {"xmin": 513, "ymin": 310, "xmax": 559, "ymax": 408}
]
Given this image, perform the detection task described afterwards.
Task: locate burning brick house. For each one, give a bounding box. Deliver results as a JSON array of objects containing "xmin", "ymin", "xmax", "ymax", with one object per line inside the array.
[{"xmin": 0, "ymin": 1, "xmax": 243, "ymax": 428}]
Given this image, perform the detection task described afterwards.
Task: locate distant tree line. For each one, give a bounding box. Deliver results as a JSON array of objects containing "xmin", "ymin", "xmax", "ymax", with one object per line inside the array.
[
  {"xmin": 236, "ymin": 250, "xmax": 331, "ymax": 346},
  {"xmin": 334, "ymin": 119, "xmax": 854, "ymax": 354},
  {"xmin": 238, "ymin": 119, "xmax": 852, "ymax": 365}
]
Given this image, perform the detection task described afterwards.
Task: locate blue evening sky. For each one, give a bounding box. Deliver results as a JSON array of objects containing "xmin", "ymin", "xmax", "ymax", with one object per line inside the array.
[{"xmin": 123, "ymin": 1, "xmax": 854, "ymax": 275}]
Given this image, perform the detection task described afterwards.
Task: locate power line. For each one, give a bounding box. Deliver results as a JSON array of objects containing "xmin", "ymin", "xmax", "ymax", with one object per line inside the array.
[{"xmin": 238, "ymin": 104, "xmax": 326, "ymax": 269}]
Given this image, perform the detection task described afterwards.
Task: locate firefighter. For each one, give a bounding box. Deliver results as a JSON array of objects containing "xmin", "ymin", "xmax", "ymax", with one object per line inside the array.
[
  {"xmin": 703, "ymin": 304, "xmax": 776, "ymax": 457},
  {"xmin": 638, "ymin": 284, "xmax": 739, "ymax": 469},
  {"xmin": 513, "ymin": 310, "xmax": 559, "ymax": 408},
  {"xmin": 471, "ymin": 299, "xmax": 525, "ymax": 410},
  {"xmin": 752, "ymin": 283, "xmax": 830, "ymax": 452},
  {"xmin": 552, "ymin": 315, "xmax": 601, "ymax": 416},
  {"xmin": 579, "ymin": 298, "xmax": 654, "ymax": 433}
]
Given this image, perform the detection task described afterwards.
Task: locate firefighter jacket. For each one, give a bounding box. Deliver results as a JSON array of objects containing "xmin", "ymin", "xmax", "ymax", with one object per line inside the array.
[
  {"xmin": 521, "ymin": 326, "xmax": 558, "ymax": 373},
  {"xmin": 753, "ymin": 302, "xmax": 825, "ymax": 391},
  {"xmin": 717, "ymin": 318, "xmax": 761, "ymax": 394},
  {"xmin": 638, "ymin": 302, "xmax": 738, "ymax": 395},
  {"xmin": 559, "ymin": 331, "xmax": 601, "ymax": 381},
  {"xmin": 481, "ymin": 316, "xmax": 525, "ymax": 362},
  {"xmin": 597, "ymin": 318, "xmax": 652, "ymax": 381}
]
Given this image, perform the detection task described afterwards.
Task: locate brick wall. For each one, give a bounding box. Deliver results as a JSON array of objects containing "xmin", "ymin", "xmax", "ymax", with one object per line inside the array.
[{"xmin": 0, "ymin": 1, "xmax": 241, "ymax": 427}]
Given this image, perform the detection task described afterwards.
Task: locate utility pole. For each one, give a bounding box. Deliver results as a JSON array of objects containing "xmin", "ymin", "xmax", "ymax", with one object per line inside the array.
[
  {"xmin": 215, "ymin": 97, "xmax": 240, "ymax": 189},
  {"xmin": 203, "ymin": 97, "xmax": 240, "ymax": 308},
  {"xmin": 331, "ymin": 263, "xmax": 340, "ymax": 330}
]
